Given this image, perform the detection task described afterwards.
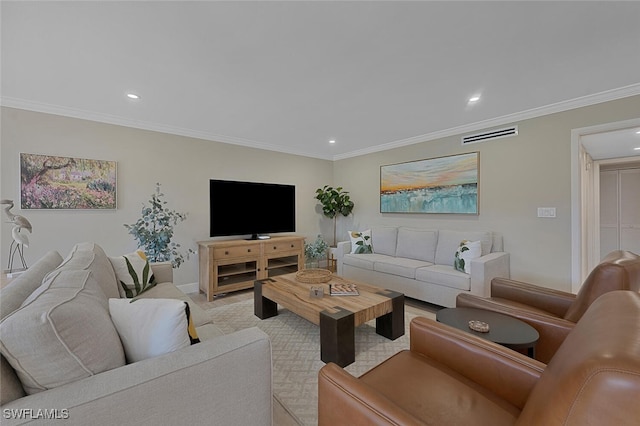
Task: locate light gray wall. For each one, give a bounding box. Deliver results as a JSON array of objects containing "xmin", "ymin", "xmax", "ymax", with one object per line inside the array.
[
  {"xmin": 333, "ymin": 95, "xmax": 640, "ymax": 292},
  {"xmin": 2, "ymin": 96, "xmax": 639, "ymax": 291},
  {"xmin": 0, "ymin": 107, "xmax": 334, "ymax": 284}
]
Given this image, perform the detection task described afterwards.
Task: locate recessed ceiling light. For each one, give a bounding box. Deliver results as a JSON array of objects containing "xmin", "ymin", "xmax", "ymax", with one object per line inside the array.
[
  {"xmin": 634, "ymin": 147, "xmax": 640, "ymax": 151},
  {"xmin": 126, "ymin": 93, "xmax": 140, "ymax": 100},
  {"xmin": 329, "ymin": 140, "xmax": 336, "ymax": 144},
  {"xmin": 636, "ymin": 130, "xmax": 640, "ymax": 134},
  {"xmin": 468, "ymin": 95, "xmax": 481, "ymax": 103}
]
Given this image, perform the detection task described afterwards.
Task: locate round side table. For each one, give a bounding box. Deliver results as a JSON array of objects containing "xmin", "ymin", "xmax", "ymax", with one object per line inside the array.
[{"xmin": 436, "ymin": 307, "xmax": 539, "ymax": 357}]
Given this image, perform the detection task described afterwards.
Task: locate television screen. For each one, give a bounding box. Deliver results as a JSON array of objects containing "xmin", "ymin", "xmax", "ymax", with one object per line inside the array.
[{"xmin": 209, "ymin": 179, "xmax": 296, "ymax": 239}]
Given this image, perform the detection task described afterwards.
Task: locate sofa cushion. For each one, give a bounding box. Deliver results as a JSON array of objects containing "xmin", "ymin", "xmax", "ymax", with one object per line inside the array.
[
  {"xmin": 135, "ymin": 282, "xmax": 211, "ymax": 327},
  {"xmin": 51, "ymin": 242, "xmax": 120, "ymax": 299},
  {"xmin": 343, "ymin": 253, "xmax": 391, "ymax": 271},
  {"xmin": 348, "ymin": 230, "xmax": 373, "ymax": 254},
  {"xmin": 371, "ymin": 226, "xmax": 398, "ymax": 256},
  {"xmin": 0, "ymin": 250, "xmax": 63, "ymax": 406},
  {"xmin": 195, "ymin": 323, "xmax": 225, "ymax": 340},
  {"xmin": 396, "ymin": 228, "xmax": 438, "ymax": 262},
  {"xmin": 435, "ymin": 230, "xmax": 492, "ymax": 266},
  {"xmin": 0, "ymin": 251, "xmax": 63, "ymax": 320},
  {"xmin": 374, "ymin": 257, "xmax": 434, "ymax": 279},
  {"xmin": 109, "ymin": 298, "xmax": 198, "ymax": 363},
  {"xmin": 109, "ymin": 250, "xmax": 157, "ymax": 298},
  {"xmin": 0, "ymin": 270, "xmax": 126, "ymax": 395},
  {"xmin": 359, "ymin": 350, "xmax": 520, "ymax": 424},
  {"xmin": 416, "ymin": 265, "xmax": 471, "ymax": 291}
]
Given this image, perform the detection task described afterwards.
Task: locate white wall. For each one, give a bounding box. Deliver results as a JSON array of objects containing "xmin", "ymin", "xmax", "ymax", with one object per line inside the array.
[
  {"xmin": 333, "ymin": 95, "xmax": 640, "ymax": 292},
  {"xmin": 0, "ymin": 107, "xmax": 334, "ymax": 284}
]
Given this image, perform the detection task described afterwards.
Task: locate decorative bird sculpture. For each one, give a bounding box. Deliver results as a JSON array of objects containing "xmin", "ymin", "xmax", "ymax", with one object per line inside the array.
[
  {"xmin": 1, "ymin": 199, "xmax": 32, "ymax": 271},
  {"xmin": 1, "ymin": 199, "xmax": 32, "ymax": 233},
  {"xmin": 11, "ymin": 226, "xmax": 29, "ymax": 247}
]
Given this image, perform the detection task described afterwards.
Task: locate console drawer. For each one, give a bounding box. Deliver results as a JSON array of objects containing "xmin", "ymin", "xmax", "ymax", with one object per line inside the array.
[
  {"xmin": 266, "ymin": 240, "xmax": 302, "ymax": 254},
  {"xmin": 213, "ymin": 245, "xmax": 257, "ymax": 258}
]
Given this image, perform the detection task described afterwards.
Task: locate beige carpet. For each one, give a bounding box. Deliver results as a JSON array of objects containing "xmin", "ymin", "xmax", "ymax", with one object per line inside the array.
[{"xmin": 207, "ymin": 299, "xmax": 436, "ymax": 425}]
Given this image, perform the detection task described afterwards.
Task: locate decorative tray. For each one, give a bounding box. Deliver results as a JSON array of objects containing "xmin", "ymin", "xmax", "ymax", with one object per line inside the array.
[{"xmin": 296, "ymin": 268, "xmax": 332, "ymax": 283}]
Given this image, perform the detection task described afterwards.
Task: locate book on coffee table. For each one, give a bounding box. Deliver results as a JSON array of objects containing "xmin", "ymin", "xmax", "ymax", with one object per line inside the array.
[{"xmin": 330, "ymin": 283, "xmax": 359, "ymax": 296}]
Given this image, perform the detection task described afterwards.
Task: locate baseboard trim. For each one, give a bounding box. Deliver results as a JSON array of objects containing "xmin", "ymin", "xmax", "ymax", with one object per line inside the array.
[{"xmin": 177, "ymin": 282, "xmax": 199, "ymax": 295}]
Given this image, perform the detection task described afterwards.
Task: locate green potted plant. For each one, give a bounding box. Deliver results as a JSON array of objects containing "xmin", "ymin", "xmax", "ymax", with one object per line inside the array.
[
  {"xmin": 304, "ymin": 235, "xmax": 329, "ymax": 269},
  {"xmin": 315, "ymin": 185, "xmax": 354, "ymax": 247},
  {"xmin": 124, "ymin": 183, "xmax": 194, "ymax": 268}
]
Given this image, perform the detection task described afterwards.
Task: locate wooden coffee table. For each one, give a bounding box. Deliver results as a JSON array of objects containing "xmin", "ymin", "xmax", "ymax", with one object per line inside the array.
[
  {"xmin": 254, "ymin": 272, "xmax": 404, "ymax": 367},
  {"xmin": 436, "ymin": 307, "xmax": 539, "ymax": 357}
]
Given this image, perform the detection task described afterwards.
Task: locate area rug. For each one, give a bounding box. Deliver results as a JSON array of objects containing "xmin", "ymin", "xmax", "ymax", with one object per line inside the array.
[{"xmin": 207, "ymin": 300, "xmax": 436, "ymax": 425}]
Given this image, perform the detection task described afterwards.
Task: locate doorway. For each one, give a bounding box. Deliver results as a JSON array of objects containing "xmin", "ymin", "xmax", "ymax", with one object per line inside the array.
[
  {"xmin": 571, "ymin": 118, "xmax": 640, "ymax": 292},
  {"xmin": 599, "ymin": 165, "xmax": 640, "ymax": 257}
]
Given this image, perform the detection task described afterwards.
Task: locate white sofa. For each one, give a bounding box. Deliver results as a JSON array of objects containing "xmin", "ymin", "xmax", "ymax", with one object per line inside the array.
[
  {"xmin": 336, "ymin": 227, "xmax": 510, "ymax": 308},
  {"xmin": 0, "ymin": 243, "xmax": 272, "ymax": 426}
]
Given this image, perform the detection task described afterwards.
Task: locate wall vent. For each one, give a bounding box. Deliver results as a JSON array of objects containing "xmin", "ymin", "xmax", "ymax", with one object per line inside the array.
[{"xmin": 462, "ymin": 126, "xmax": 518, "ymax": 145}]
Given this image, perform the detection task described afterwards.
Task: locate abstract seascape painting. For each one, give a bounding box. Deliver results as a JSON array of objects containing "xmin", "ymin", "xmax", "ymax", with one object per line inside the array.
[
  {"xmin": 380, "ymin": 152, "xmax": 478, "ymax": 214},
  {"xmin": 20, "ymin": 153, "xmax": 117, "ymax": 209}
]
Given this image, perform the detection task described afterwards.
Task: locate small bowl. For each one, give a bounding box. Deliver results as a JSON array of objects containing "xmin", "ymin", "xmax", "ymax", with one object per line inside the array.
[{"xmin": 468, "ymin": 320, "xmax": 490, "ymax": 333}]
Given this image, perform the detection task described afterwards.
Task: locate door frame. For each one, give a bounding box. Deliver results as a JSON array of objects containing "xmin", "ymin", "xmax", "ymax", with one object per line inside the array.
[{"xmin": 571, "ymin": 118, "xmax": 640, "ymax": 292}]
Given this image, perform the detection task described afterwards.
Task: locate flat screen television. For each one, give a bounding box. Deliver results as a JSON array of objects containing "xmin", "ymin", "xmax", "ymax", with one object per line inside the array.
[{"xmin": 209, "ymin": 179, "xmax": 296, "ymax": 239}]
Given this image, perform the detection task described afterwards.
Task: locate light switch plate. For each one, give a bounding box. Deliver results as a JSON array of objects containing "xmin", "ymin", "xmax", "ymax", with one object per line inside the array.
[{"xmin": 537, "ymin": 207, "xmax": 556, "ymax": 218}]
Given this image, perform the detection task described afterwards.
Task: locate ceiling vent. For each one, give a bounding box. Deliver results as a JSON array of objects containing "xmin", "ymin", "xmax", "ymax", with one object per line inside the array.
[{"xmin": 462, "ymin": 126, "xmax": 518, "ymax": 145}]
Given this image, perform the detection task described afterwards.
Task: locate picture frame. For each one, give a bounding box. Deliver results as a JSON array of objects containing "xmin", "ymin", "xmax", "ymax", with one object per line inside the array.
[
  {"xmin": 20, "ymin": 153, "xmax": 117, "ymax": 210},
  {"xmin": 380, "ymin": 152, "xmax": 479, "ymax": 214}
]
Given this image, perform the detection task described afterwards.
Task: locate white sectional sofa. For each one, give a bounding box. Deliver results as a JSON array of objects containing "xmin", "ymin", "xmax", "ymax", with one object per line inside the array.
[
  {"xmin": 336, "ymin": 227, "xmax": 510, "ymax": 308},
  {"xmin": 0, "ymin": 243, "xmax": 272, "ymax": 426}
]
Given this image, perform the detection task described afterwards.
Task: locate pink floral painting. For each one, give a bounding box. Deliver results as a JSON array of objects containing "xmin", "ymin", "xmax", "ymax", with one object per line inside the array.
[{"xmin": 20, "ymin": 153, "xmax": 117, "ymax": 209}]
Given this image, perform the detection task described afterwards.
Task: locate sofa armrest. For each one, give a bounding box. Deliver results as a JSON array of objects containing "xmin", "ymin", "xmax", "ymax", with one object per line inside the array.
[
  {"xmin": 491, "ymin": 277, "xmax": 575, "ymax": 317},
  {"xmin": 409, "ymin": 317, "xmax": 545, "ymax": 409},
  {"xmin": 318, "ymin": 363, "xmax": 424, "ymax": 426},
  {"xmin": 150, "ymin": 261, "xmax": 173, "ymax": 283},
  {"xmin": 335, "ymin": 241, "xmax": 351, "ymax": 276},
  {"xmin": 1, "ymin": 328, "xmax": 272, "ymax": 426},
  {"xmin": 455, "ymin": 293, "xmax": 576, "ymax": 363},
  {"xmin": 469, "ymin": 252, "xmax": 510, "ymax": 298}
]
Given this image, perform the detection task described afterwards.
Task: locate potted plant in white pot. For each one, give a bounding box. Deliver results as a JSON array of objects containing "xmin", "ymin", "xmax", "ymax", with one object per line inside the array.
[{"xmin": 315, "ymin": 185, "xmax": 354, "ymax": 247}]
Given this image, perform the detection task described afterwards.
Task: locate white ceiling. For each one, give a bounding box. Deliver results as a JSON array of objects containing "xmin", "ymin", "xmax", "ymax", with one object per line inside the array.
[
  {"xmin": 2, "ymin": 1, "xmax": 640, "ymax": 160},
  {"xmin": 581, "ymin": 127, "xmax": 640, "ymax": 161}
]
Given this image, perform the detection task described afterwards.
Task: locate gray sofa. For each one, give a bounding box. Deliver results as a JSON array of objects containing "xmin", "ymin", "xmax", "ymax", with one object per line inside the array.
[
  {"xmin": 336, "ymin": 227, "xmax": 510, "ymax": 308},
  {"xmin": 0, "ymin": 243, "xmax": 272, "ymax": 426}
]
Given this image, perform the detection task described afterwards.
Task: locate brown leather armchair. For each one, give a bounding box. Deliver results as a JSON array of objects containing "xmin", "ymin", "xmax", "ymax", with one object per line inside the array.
[
  {"xmin": 456, "ymin": 250, "xmax": 640, "ymax": 362},
  {"xmin": 318, "ymin": 291, "xmax": 640, "ymax": 425}
]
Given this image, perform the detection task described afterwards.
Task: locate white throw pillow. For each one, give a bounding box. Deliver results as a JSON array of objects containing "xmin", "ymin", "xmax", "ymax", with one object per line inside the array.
[
  {"xmin": 109, "ymin": 298, "xmax": 198, "ymax": 363},
  {"xmin": 109, "ymin": 250, "xmax": 156, "ymax": 298},
  {"xmin": 349, "ymin": 229, "xmax": 373, "ymax": 254},
  {"xmin": 454, "ymin": 240, "xmax": 482, "ymax": 274}
]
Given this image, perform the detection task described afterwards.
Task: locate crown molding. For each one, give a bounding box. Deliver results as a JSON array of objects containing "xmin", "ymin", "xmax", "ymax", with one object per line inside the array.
[
  {"xmin": 0, "ymin": 97, "xmax": 334, "ymax": 161},
  {"xmin": 2, "ymin": 82, "xmax": 639, "ymax": 162},
  {"xmin": 333, "ymin": 83, "xmax": 640, "ymax": 160}
]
